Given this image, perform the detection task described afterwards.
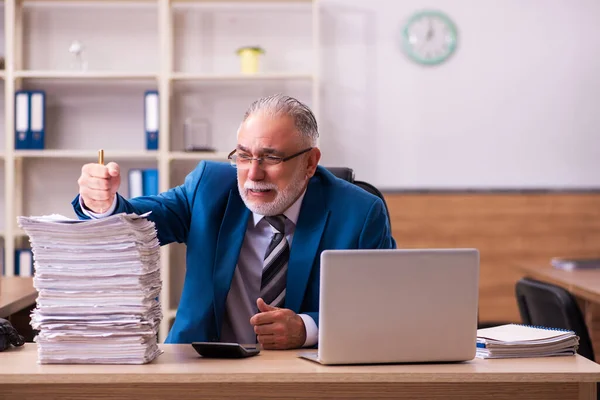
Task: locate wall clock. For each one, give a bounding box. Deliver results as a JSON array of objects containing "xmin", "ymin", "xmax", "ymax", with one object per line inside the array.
[{"xmin": 402, "ymin": 10, "xmax": 458, "ymax": 65}]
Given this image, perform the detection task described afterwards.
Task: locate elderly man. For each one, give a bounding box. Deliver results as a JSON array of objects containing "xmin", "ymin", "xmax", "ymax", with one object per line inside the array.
[{"xmin": 73, "ymin": 94, "xmax": 396, "ymax": 349}]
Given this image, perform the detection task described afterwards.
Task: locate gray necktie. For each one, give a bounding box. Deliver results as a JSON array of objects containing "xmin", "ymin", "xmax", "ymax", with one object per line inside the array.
[{"xmin": 260, "ymin": 215, "xmax": 289, "ymax": 308}]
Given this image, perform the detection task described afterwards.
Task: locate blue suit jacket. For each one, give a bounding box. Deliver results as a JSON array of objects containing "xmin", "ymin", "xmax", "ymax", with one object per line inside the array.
[{"xmin": 72, "ymin": 162, "xmax": 396, "ymax": 343}]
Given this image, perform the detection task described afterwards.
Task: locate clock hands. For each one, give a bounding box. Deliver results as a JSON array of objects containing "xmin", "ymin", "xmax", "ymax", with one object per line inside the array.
[{"xmin": 425, "ymin": 18, "xmax": 434, "ymax": 41}]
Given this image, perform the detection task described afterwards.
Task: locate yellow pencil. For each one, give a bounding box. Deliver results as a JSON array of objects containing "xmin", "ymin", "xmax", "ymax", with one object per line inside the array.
[{"xmin": 98, "ymin": 149, "xmax": 105, "ymax": 213}]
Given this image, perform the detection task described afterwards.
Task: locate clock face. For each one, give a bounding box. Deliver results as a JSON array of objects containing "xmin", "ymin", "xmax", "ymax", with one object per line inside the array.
[{"xmin": 402, "ymin": 10, "xmax": 458, "ymax": 65}]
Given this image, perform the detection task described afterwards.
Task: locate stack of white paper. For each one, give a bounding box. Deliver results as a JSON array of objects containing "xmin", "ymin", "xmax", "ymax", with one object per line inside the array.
[
  {"xmin": 17, "ymin": 212, "xmax": 163, "ymax": 364},
  {"xmin": 476, "ymin": 324, "xmax": 579, "ymax": 359}
]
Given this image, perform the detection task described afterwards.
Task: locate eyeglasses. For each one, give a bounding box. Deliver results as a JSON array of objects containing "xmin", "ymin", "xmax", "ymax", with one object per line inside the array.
[{"xmin": 228, "ymin": 147, "xmax": 313, "ymax": 169}]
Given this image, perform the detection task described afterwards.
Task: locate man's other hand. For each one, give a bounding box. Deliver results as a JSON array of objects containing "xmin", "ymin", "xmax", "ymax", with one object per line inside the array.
[{"xmin": 249, "ymin": 298, "xmax": 307, "ymax": 350}]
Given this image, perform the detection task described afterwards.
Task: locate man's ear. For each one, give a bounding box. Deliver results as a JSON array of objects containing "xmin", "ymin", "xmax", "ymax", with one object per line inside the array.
[{"xmin": 305, "ymin": 147, "xmax": 321, "ymax": 178}]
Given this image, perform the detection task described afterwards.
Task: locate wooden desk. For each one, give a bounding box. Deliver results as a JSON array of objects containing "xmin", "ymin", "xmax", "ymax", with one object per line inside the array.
[
  {"xmin": 0, "ymin": 277, "xmax": 37, "ymax": 318},
  {"xmin": 516, "ymin": 263, "xmax": 600, "ymax": 304},
  {"xmin": 1, "ymin": 344, "xmax": 599, "ymax": 400},
  {"xmin": 516, "ymin": 263, "xmax": 600, "ymax": 362}
]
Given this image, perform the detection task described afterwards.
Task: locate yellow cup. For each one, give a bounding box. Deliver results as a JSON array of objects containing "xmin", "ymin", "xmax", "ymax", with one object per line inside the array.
[{"xmin": 237, "ymin": 47, "xmax": 264, "ymax": 74}]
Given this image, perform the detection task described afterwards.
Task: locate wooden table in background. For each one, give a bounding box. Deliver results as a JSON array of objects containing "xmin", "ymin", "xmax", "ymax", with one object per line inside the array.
[
  {"xmin": 515, "ymin": 263, "xmax": 600, "ymax": 362},
  {"xmin": 1, "ymin": 344, "xmax": 599, "ymax": 400},
  {"xmin": 0, "ymin": 277, "xmax": 37, "ymax": 341},
  {"xmin": 0, "ymin": 277, "xmax": 37, "ymax": 318}
]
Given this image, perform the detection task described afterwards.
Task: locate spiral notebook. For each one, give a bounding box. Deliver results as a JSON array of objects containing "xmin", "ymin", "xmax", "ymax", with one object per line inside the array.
[{"xmin": 476, "ymin": 324, "xmax": 579, "ymax": 359}]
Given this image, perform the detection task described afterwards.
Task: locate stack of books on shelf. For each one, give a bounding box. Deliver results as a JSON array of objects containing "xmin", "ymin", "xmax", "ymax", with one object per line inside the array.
[
  {"xmin": 476, "ymin": 324, "xmax": 579, "ymax": 359},
  {"xmin": 17, "ymin": 212, "xmax": 163, "ymax": 364}
]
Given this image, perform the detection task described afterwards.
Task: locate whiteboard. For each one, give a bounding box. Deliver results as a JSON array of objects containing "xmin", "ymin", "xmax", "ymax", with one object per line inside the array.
[{"xmin": 318, "ymin": 0, "xmax": 600, "ymax": 190}]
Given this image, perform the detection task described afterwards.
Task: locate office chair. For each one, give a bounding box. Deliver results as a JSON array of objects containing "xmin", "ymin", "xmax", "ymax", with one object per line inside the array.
[
  {"xmin": 325, "ymin": 167, "xmax": 355, "ymax": 183},
  {"xmin": 515, "ymin": 277, "xmax": 595, "ymax": 361},
  {"xmin": 325, "ymin": 167, "xmax": 391, "ymax": 227}
]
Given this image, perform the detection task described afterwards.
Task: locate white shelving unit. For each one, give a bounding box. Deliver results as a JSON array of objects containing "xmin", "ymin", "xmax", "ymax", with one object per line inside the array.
[{"xmin": 1, "ymin": 0, "xmax": 319, "ymax": 340}]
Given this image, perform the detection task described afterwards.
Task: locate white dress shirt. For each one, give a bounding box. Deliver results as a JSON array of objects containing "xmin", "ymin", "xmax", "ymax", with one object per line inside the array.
[
  {"xmin": 80, "ymin": 194, "xmax": 118, "ymax": 219},
  {"xmin": 81, "ymin": 193, "xmax": 318, "ymax": 347}
]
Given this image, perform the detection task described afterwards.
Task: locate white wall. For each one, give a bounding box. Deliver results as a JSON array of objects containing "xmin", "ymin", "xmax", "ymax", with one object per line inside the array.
[{"xmin": 319, "ymin": 0, "xmax": 600, "ymax": 189}]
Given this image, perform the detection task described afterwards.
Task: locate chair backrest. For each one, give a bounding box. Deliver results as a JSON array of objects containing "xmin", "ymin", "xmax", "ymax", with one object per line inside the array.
[
  {"xmin": 515, "ymin": 277, "xmax": 595, "ymax": 360},
  {"xmin": 324, "ymin": 167, "xmax": 355, "ymax": 183},
  {"xmin": 324, "ymin": 167, "xmax": 391, "ymax": 228}
]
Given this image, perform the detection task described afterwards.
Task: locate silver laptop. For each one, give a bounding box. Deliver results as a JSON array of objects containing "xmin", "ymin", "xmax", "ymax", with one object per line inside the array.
[{"xmin": 300, "ymin": 248, "xmax": 479, "ymax": 365}]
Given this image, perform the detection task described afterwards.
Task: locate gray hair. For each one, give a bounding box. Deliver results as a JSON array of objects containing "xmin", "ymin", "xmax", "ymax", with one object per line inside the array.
[{"xmin": 242, "ymin": 94, "xmax": 319, "ymax": 146}]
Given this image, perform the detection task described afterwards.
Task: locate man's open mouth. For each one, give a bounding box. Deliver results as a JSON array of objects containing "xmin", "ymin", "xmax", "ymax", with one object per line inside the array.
[{"xmin": 249, "ymin": 188, "xmax": 273, "ymax": 193}]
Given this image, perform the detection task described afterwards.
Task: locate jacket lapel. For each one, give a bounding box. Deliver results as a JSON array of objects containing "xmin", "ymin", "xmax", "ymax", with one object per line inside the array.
[
  {"xmin": 286, "ymin": 178, "xmax": 330, "ymax": 312},
  {"xmin": 213, "ymin": 189, "xmax": 250, "ymax": 337}
]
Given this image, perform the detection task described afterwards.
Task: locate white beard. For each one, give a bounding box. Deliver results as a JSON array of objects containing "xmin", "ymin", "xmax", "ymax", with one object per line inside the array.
[{"xmin": 238, "ymin": 166, "xmax": 307, "ymax": 216}]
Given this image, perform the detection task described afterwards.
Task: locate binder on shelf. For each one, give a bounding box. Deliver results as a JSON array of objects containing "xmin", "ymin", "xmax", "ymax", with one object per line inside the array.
[
  {"xmin": 29, "ymin": 91, "xmax": 46, "ymax": 149},
  {"xmin": 142, "ymin": 169, "xmax": 159, "ymax": 196},
  {"xmin": 14, "ymin": 90, "xmax": 46, "ymax": 149},
  {"xmin": 15, "ymin": 91, "xmax": 30, "ymax": 149},
  {"xmin": 15, "ymin": 248, "xmax": 34, "ymax": 277},
  {"xmin": 128, "ymin": 169, "xmax": 144, "ymax": 199},
  {"xmin": 144, "ymin": 90, "xmax": 159, "ymax": 150}
]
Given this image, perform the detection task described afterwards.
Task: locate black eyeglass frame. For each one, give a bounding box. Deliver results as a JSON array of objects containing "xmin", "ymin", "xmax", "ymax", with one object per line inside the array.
[{"xmin": 227, "ymin": 147, "xmax": 313, "ymax": 167}]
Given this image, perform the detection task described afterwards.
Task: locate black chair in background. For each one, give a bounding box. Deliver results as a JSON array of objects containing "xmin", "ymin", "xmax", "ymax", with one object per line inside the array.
[
  {"xmin": 325, "ymin": 167, "xmax": 391, "ymax": 227},
  {"xmin": 516, "ymin": 277, "xmax": 599, "ymax": 400},
  {"xmin": 325, "ymin": 167, "xmax": 355, "ymax": 183},
  {"xmin": 515, "ymin": 277, "xmax": 595, "ymax": 361}
]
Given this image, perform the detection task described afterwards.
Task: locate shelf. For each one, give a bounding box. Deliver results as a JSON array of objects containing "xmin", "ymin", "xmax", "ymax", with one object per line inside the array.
[
  {"xmin": 20, "ymin": 1, "xmax": 157, "ymax": 6},
  {"xmin": 14, "ymin": 150, "xmax": 159, "ymax": 160},
  {"xmin": 172, "ymin": 0, "xmax": 312, "ymax": 3},
  {"xmin": 168, "ymin": 151, "xmax": 230, "ymax": 161},
  {"xmin": 14, "ymin": 71, "xmax": 158, "ymax": 80},
  {"xmin": 171, "ymin": 72, "xmax": 314, "ymax": 82},
  {"xmin": 11, "ymin": 150, "xmax": 229, "ymax": 161}
]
